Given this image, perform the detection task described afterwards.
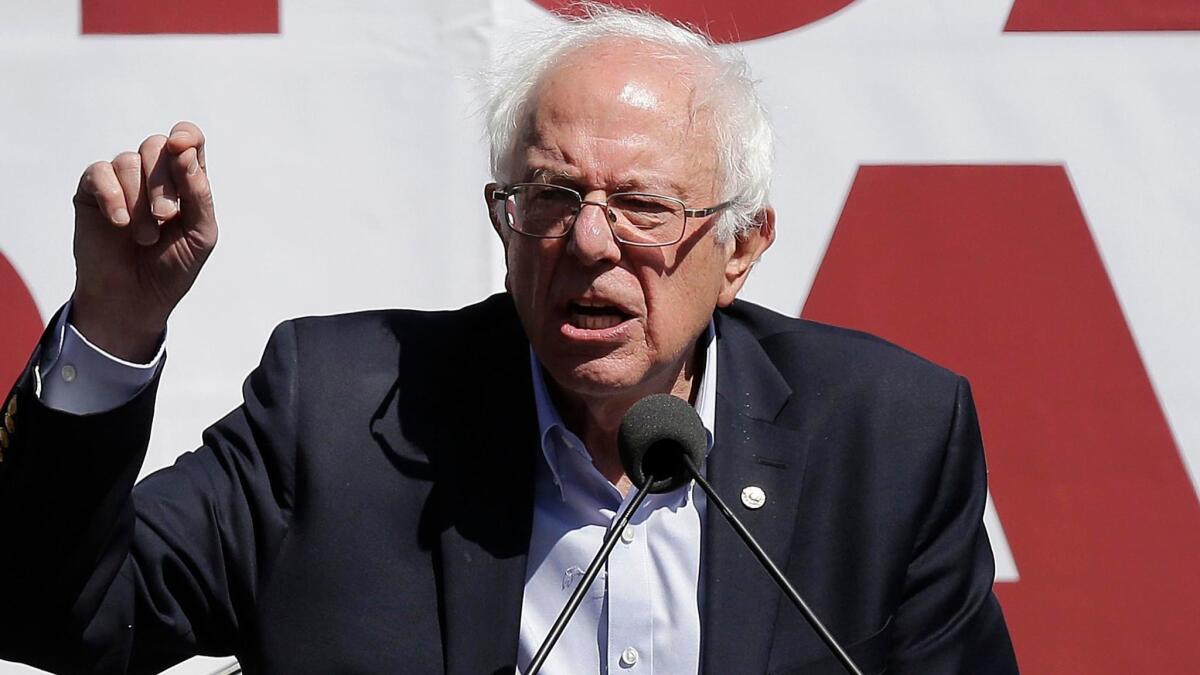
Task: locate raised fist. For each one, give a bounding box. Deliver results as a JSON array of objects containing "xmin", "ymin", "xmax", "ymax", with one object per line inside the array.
[{"xmin": 71, "ymin": 121, "xmax": 217, "ymax": 362}]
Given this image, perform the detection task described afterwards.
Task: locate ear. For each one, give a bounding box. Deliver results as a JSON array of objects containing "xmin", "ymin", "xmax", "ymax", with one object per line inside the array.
[{"xmin": 717, "ymin": 207, "xmax": 776, "ymax": 307}]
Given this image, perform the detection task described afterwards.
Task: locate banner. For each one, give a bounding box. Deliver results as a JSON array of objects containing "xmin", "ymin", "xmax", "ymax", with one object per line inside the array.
[{"xmin": 1, "ymin": 1, "xmax": 1197, "ymax": 672}]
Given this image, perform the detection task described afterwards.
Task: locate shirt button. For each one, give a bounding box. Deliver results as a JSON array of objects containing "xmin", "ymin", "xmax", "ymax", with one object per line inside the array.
[
  {"xmin": 620, "ymin": 527, "xmax": 635, "ymax": 544},
  {"xmin": 620, "ymin": 646, "xmax": 639, "ymax": 666},
  {"xmin": 61, "ymin": 364, "xmax": 77, "ymax": 383}
]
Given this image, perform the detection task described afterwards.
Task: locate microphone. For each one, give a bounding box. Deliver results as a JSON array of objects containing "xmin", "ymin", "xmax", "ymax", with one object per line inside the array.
[
  {"xmin": 617, "ymin": 393, "xmax": 708, "ymax": 494},
  {"xmin": 524, "ymin": 395, "xmax": 698, "ymax": 675},
  {"xmin": 619, "ymin": 394, "xmax": 864, "ymax": 675}
]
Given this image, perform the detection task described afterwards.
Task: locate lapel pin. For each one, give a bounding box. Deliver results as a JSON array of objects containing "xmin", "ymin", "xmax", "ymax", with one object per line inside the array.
[{"xmin": 740, "ymin": 485, "xmax": 766, "ymax": 510}]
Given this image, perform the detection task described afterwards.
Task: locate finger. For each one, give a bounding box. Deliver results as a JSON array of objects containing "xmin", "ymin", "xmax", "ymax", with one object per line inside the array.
[
  {"xmin": 112, "ymin": 151, "xmax": 158, "ymax": 246},
  {"xmin": 139, "ymin": 134, "xmax": 178, "ymax": 222},
  {"xmin": 169, "ymin": 146, "xmax": 218, "ymax": 230},
  {"xmin": 75, "ymin": 161, "xmax": 130, "ymax": 226},
  {"xmin": 166, "ymin": 121, "xmax": 206, "ymax": 173},
  {"xmin": 110, "ymin": 151, "xmax": 145, "ymax": 218}
]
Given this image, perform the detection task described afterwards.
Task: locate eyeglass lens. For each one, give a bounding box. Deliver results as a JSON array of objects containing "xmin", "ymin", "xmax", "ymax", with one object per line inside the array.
[{"xmin": 509, "ymin": 184, "xmax": 684, "ymax": 245}]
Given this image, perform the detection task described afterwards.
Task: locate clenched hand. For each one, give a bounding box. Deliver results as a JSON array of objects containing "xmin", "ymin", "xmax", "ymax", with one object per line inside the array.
[{"xmin": 71, "ymin": 121, "xmax": 217, "ymax": 362}]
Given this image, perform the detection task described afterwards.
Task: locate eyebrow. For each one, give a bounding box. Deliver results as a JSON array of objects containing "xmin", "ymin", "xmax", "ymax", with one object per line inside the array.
[
  {"xmin": 525, "ymin": 167, "xmax": 689, "ymax": 198},
  {"xmin": 528, "ymin": 167, "xmax": 578, "ymax": 184}
]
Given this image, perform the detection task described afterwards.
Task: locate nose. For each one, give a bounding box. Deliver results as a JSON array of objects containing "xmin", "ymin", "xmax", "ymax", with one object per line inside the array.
[{"xmin": 566, "ymin": 197, "xmax": 621, "ymax": 265}]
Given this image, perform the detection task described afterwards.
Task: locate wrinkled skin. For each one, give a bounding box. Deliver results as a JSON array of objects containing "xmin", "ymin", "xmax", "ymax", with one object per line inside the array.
[{"xmin": 486, "ymin": 39, "xmax": 775, "ymax": 485}]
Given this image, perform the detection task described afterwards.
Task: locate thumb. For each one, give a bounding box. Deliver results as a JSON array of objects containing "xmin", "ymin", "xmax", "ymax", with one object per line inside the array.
[{"xmin": 169, "ymin": 146, "xmax": 218, "ymax": 243}]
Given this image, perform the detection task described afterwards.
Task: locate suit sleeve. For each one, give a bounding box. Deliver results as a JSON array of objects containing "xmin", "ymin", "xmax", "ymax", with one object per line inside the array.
[
  {"xmin": 888, "ymin": 377, "xmax": 1020, "ymax": 673},
  {"xmin": 0, "ymin": 320, "xmax": 301, "ymax": 674}
]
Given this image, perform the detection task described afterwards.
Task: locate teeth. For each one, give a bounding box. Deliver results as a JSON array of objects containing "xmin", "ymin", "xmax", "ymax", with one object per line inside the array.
[{"xmin": 572, "ymin": 313, "xmax": 623, "ymax": 330}]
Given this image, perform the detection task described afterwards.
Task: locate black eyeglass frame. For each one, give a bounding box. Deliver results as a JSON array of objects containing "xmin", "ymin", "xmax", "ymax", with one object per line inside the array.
[{"xmin": 490, "ymin": 182, "xmax": 734, "ymax": 248}]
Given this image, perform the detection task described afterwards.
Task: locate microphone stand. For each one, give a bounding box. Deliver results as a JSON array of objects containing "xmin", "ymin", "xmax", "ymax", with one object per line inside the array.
[
  {"xmin": 681, "ymin": 455, "xmax": 864, "ymax": 675},
  {"xmin": 524, "ymin": 472, "xmax": 657, "ymax": 675}
]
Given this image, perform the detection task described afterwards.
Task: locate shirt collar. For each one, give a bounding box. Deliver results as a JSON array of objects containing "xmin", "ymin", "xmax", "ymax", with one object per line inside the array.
[{"xmin": 529, "ymin": 321, "xmax": 718, "ymax": 501}]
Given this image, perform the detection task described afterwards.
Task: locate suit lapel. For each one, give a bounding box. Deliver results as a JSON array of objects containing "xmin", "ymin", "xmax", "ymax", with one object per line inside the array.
[
  {"xmin": 371, "ymin": 296, "xmax": 539, "ymax": 675},
  {"xmin": 436, "ymin": 393, "xmax": 536, "ymax": 675},
  {"xmin": 701, "ymin": 312, "xmax": 812, "ymax": 675},
  {"xmin": 369, "ymin": 297, "xmax": 813, "ymax": 674},
  {"xmin": 438, "ymin": 300, "xmax": 538, "ymax": 675}
]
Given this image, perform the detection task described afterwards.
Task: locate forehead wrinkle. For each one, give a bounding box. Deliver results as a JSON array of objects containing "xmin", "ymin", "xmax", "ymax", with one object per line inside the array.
[
  {"xmin": 527, "ymin": 106, "xmax": 702, "ymax": 195},
  {"xmin": 525, "ymin": 127, "xmax": 660, "ymax": 187},
  {"xmin": 525, "ymin": 141, "xmax": 704, "ymax": 202},
  {"xmin": 528, "ymin": 153, "xmax": 688, "ymax": 197},
  {"xmin": 517, "ymin": 43, "xmax": 720, "ymax": 201}
]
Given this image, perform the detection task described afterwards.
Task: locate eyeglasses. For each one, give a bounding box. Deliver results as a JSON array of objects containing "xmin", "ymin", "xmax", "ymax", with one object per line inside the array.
[{"xmin": 490, "ymin": 183, "xmax": 733, "ymax": 247}]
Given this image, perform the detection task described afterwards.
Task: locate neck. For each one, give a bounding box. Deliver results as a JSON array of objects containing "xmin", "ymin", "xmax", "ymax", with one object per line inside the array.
[{"xmin": 549, "ymin": 341, "xmax": 706, "ymax": 494}]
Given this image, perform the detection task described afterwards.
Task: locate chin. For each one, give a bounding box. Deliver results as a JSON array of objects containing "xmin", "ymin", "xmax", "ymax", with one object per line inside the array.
[{"xmin": 543, "ymin": 352, "xmax": 651, "ymax": 399}]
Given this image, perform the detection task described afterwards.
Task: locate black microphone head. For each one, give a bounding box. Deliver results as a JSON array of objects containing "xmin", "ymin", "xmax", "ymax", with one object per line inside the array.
[{"xmin": 618, "ymin": 394, "xmax": 707, "ymax": 494}]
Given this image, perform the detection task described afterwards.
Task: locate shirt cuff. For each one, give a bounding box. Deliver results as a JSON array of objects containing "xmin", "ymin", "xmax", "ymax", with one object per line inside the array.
[{"xmin": 36, "ymin": 301, "xmax": 165, "ymax": 415}]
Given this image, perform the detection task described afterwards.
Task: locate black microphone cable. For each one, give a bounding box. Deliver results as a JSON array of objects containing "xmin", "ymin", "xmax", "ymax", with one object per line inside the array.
[
  {"xmin": 678, "ymin": 452, "xmax": 863, "ymax": 675},
  {"xmin": 620, "ymin": 394, "xmax": 864, "ymax": 675},
  {"xmin": 525, "ymin": 393, "xmax": 708, "ymax": 675},
  {"xmin": 523, "ymin": 472, "xmax": 657, "ymax": 675}
]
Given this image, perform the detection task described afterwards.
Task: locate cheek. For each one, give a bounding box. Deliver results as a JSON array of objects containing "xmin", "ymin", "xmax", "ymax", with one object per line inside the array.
[
  {"xmin": 639, "ymin": 248, "xmax": 726, "ymax": 347},
  {"xmin": 506, "ymin": 242, "xmax": 557, "ymax": 311}
]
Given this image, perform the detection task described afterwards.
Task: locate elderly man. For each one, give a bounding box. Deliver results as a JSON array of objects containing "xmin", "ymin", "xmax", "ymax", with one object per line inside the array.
[{"xmin": 0, "ymin": 6, "xmax": 1017, "ymax": 675}]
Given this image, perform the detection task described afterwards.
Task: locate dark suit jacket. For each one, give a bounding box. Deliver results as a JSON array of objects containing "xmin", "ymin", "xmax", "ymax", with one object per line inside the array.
[{"xmin": 0, "ymin": 294, "xmax": 1017, "ymax": 674}]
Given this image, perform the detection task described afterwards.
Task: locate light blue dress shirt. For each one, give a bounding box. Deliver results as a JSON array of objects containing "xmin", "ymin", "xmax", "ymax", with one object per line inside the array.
[
  {"xmin": 36, "ymin": 302, "xmax": 165, "ymax": 414},
  {"xmin": 519, "ymin": 324, "xmax": 716, "ymax": 675},
  {"xmin": 37, "ymin": 307, "xmax": 717, "ymax": 674}
]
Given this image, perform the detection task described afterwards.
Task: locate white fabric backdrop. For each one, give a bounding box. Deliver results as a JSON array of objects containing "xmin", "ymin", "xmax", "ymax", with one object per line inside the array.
[{"xmin": 1, "ymin": 0, "xmax": 1197, "ymax": 672}]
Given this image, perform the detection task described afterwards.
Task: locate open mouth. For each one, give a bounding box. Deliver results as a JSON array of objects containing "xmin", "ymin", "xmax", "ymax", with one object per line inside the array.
[{"xmin": 566, "ymin": 300, "xmax": 632, "ymax": 330}]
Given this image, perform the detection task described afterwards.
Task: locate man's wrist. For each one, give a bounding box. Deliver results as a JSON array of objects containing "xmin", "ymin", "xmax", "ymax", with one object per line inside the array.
[{"xmin": 69, "ymin": 295, "xmax": 166, "ymax": 364}]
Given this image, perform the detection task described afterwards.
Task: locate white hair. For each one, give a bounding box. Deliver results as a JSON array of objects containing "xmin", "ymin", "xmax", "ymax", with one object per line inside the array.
[{"xmin": 483, "ymin": 3, "xmax": 774, "ymax": 241}]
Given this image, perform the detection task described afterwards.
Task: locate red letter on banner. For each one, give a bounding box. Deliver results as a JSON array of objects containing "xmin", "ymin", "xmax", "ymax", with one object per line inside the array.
[
  {"xmin": 1006, "ymin": 0, "xmax": 1200, "ymax": 31},
  {"xmin": 532, "ymin": 0, "xmax": 859, "ymax": 43},
  {"xmin": 82, "ymin": 0, "xmax": 278, "ymax": 35},
  {"xmin": 0, "ymin": 253, "xmax": 43, "ymax": 391},
  {"xmin": 802, "ymin": 165, "xmax": 1200, "ymax": 673}
]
